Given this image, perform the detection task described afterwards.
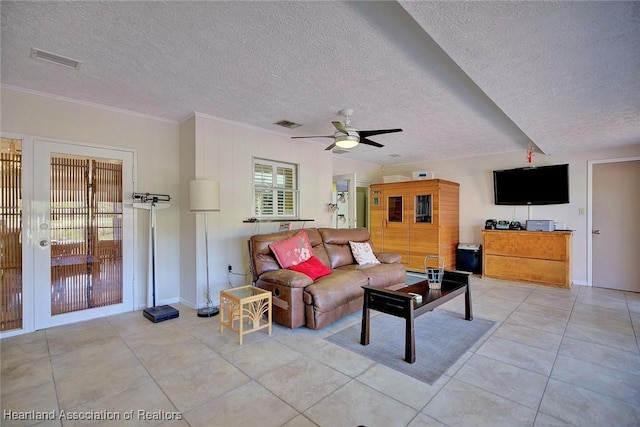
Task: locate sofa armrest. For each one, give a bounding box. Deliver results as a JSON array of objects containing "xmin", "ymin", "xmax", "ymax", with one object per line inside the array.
[
  {"xmin": 258, "ymin": 269, "xmax": 314, "ymax": 288},
  {"xmin": 375, "ymin": 252, "xmax": 402, "ymax": 264}
]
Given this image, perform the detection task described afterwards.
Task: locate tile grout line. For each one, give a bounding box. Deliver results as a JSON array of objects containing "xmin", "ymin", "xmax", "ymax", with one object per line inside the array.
[
  {"xmin": 532, "ymin": 287, "xmax": 581, "ymax": 426},
  {"xmin": 43, "ymin": 328, "xmax": 64, "ymax": 421},
  {"xmin": 104, "ymin": 317, "xmax": 193, "ymax": 425}
]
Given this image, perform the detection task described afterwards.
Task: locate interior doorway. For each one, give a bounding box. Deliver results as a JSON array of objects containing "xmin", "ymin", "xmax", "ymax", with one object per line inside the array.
[
  {"xmin": 589, "ymin": 158, "xmax": 640, "ymax": 292},
  {"xmin": 332, "ymin": 173, "xmax": 356, "ymax": 228},
  {"xmin": 356, "ymin": 186, "xmax": 368, "ymax": 229}
]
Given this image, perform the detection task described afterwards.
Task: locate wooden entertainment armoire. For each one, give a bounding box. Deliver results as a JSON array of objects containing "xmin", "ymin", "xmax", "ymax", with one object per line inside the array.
[{"xmin": 369, "ymin": 179, "xmax": 459, "ymax": 272}]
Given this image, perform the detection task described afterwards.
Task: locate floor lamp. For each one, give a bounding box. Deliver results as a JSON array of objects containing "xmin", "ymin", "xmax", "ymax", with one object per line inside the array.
[{"xmin": 190, "ymin": 180, "xmax": 220, "ymax": 317}]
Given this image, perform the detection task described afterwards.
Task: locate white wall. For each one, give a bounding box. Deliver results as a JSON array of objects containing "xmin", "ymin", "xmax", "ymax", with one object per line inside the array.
[
  {"xmin": 379, "ymin": 144, "xmax": 640, "ymax": 285},
  {"xmin": 183, "ymin": 113, "xmax": 343, "ymax": 306},
  {"xmin": 332, "ymin": 156, "xmax": 383, "ymax": 185},
  {"xmin": 1, "ymin": 87, "xmax": 181, "ymax": 308},
  {"xmin": 6, "ymin": 85, "xmax": 636, "ymax": 312},
  {"xmin": 1, "ymin": 87, "xmax": 387, "ymax": 316},
  {"xmin": 179, "ymin": 116, "xmax": 197, "ymax": 307}
]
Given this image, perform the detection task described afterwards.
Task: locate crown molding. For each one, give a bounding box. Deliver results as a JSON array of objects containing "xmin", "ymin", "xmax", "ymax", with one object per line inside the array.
[
  {"xmin": 1, "ymin": 85, "xmax": 178, "ymax": 124},
  {"xmin": 186, "ymin": 111, "xmax": 292, "ymax": 138}
]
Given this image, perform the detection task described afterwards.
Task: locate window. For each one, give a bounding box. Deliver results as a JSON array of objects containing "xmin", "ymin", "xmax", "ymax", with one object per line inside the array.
[
  {"xmin": 414, "ymin": 194, "xmax": 432, "ymax": 223},
  {"xmin": 253, "ymin": 158, "xmax": 299, "ymax": 218},
  {"xmin": 388, "ymin": 196, "xmax": 403, "ymax": 222}
]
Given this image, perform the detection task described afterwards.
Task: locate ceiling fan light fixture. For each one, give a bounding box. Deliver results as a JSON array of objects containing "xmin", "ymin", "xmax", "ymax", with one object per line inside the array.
[
  {"xmin": 292, "ymin": 108, "xmax": 401, "ymax": 151},
  {"xmin": 335, "ymin": 134, "xmax": 359, "ymax": 149}
]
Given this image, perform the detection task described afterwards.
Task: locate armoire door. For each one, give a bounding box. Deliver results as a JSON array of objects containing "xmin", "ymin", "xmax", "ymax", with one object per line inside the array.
[
  {"xmin": 370, "ymin": 183, "xmax": 409, "ymax": 264},
  {"xmin": 408, "ymin": 181, "xmax": 438, "ymax": 270}
]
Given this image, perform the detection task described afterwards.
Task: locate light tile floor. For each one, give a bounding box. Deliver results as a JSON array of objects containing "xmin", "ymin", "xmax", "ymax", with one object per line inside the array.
[{"xmin": 2, "ymin": 277, "xmax": 640, "ymax": 427}]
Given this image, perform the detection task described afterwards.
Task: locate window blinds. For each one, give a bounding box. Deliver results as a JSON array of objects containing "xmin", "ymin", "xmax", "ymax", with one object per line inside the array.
[{"xmin": 253, "ymin": 159, "xmax": 298, "ymax": 217}]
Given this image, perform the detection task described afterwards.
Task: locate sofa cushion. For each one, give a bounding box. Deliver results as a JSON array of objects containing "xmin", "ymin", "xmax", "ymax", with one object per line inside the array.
[
  {"xmin": 288, "ymin": 255, "xmax": 332, "ymax": 281},
  {"xmin": 250, "ymin": 228, "xmax": 330, "ymax": 281},
  {"xmin": 303, "ymin": 269, "xmax": 368, "ymax": 312},
  {"xmin": 349, "ymin": 241, "xmax": 380, "ymax": 265},
  {"xmin": 335, "ymin": 263, "xmax": 406, "ymax": 288},
  {"xmin": 259, "ymin": 269, "xmax": 313, "ymax": 288},
  {"xmin": 319, "ymin": 227, "xmax": 373, "ymax": 269},
  {"xmin": 376, "ymin": 252, "xmax": 402, "ymax": 264},
  {"xmin": 269, "ymin": 230, "xmax": 313, "ymax": 268}
]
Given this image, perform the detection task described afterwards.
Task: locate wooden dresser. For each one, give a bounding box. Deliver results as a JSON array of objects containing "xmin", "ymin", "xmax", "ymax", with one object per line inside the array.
[{"xmin": 482, "ymin": 230, "xmax": 572, "ymax": 288}]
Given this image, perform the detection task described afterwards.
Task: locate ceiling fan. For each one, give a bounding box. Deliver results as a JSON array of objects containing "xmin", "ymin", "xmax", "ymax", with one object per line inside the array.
[{"xmin": 292, "ymin": 108, "xmax": 402, "ymax": 151}]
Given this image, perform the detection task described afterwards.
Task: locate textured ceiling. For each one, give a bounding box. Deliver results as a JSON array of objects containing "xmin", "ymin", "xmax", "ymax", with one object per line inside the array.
[{"xmin": 1, "ymin": 1, "xmax": 638, "ymax": 165}]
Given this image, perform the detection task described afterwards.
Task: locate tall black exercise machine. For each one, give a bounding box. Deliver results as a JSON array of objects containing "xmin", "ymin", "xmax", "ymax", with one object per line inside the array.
[{"xmin": 133, "ymin": 192, "xmax": 179, "ymax": 322}]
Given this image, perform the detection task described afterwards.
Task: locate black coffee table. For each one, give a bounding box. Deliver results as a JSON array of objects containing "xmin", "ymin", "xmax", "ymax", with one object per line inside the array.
[{"xmin": 360, "ymin": 270, "xmax": 473, "ymax": 363}]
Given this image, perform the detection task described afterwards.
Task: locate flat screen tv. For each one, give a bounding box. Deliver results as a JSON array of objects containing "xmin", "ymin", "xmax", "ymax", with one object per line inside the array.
[{"xmin": 493, "ymin": 164, "xmax": 569, "ymax": 205}]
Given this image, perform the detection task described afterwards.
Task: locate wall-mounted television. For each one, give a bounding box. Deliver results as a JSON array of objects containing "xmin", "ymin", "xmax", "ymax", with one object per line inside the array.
[{"xmin": 493, "ymin": 164, "xmax": 570, "ymax": 205}]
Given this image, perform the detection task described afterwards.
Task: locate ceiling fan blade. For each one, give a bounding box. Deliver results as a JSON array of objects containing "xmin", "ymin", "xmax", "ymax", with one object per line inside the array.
[
  {"xmin": 358, "ymin": 128, "xmax": 403, "ymax": 138},
  {"xmin": 291, "ymin": 135, "xmax": 334, "ymax": 139},
  {"xmin": 360, "ymin": 137, "xmax": 384, "ymax": 148},
  {"xmin": 332, "ymin": 121, "xmax": 349, "ymax": 134},
  {"xmin": 324, "ymin": 142, "xmax": 337, "ymax": 151}
]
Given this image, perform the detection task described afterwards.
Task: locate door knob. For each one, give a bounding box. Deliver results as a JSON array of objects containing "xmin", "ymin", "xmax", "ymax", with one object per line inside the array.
[
  {"xmin": 39, "ymin": 240, "xmax": 49, "ymax": 247},
  {"xmin": 592, "ymin": 229, "xmax": 601, "ymax": 235}
]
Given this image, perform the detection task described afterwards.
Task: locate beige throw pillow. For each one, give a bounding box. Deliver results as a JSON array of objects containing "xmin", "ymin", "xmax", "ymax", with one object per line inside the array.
[{"xmin": 349, "ymin": 241, "xmax": 380, "ymax": 265}]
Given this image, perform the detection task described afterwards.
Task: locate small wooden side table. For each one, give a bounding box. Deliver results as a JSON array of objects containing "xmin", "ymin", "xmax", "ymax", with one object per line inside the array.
[{"xmin": 220, "ymin": 285, "xmax": 272, "ymax": 344}]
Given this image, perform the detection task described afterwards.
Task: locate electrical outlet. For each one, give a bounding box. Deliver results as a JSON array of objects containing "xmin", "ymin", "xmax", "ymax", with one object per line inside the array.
[{"xmin": 228, "ymin": 264, "xmax": 232, "ymax": 272}]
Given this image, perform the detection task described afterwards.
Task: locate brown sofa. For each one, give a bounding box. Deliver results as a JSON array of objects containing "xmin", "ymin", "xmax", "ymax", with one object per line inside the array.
[{"xmin": 248, "ymin": 227, "xmax": 406, "ymax": 330}]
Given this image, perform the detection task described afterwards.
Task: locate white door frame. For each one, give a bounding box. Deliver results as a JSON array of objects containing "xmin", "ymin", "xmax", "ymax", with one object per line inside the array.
[
  {"xmin": 587, "ymin": 155, "xmax": 640, "ymax": 287},
  {"xmin": 33, "ymin": 139, "xmax": 136, "ymax": 329},
  {"xmin": 0, "ymin": 133, "xmax": 137, "ymax": 336}
]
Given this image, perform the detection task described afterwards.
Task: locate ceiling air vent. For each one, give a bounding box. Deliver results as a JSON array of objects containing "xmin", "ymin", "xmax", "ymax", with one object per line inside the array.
[
  {"xmin": 30, "ymin": 48, "xmax": 82, "ymax": 70},
  {"xmin": 274, "ymin": 119, "xmax": 301, "ymax": 129}
]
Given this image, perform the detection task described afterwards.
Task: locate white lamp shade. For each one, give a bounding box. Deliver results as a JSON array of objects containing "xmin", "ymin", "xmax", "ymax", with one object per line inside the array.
[{"xmin": 190, "ymin": 180, "xmax": 220, "ymax": 212}]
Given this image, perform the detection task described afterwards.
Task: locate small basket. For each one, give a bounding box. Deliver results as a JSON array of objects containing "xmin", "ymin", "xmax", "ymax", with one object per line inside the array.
[{"xmin": 424, "ymin": 255, "xmax": 444, "ymax": 290}]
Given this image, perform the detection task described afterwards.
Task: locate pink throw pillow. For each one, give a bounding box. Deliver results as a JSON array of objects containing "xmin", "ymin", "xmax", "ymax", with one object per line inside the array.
[
  {"xmin": 288, "ymin": 256, "xmax": 332, "ymax": 281},
  {"xmin": 269, "ymin": 230, "xmax": 313, "ymax": 268}
]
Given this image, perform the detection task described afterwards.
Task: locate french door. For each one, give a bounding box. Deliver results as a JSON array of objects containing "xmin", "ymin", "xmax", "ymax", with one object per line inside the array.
[
  {"xmin": 31, "ymin": 140, "xmax": 134, "ymax": 330},
  {"xmin": 32, "ymin": 141, "xmax": 133, "ymax": 329},
  {"xmin": 1, "ymin": 137, "xmax": 24, "ymax": 332}
]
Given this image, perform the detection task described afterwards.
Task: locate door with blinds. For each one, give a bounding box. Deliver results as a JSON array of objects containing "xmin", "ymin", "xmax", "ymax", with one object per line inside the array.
[
  {"xmin": 32, "ymin": 140, "xmax": 134, "ymax": 329},
  {"xmin": 1, "ymin": 137, "xmax": 24, "ymax": 332}
]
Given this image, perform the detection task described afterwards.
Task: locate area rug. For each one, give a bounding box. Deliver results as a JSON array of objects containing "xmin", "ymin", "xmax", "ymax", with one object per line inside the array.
[{"xmin": 325, "ymin": 309, "xmax": 495, "ymax": 385}]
